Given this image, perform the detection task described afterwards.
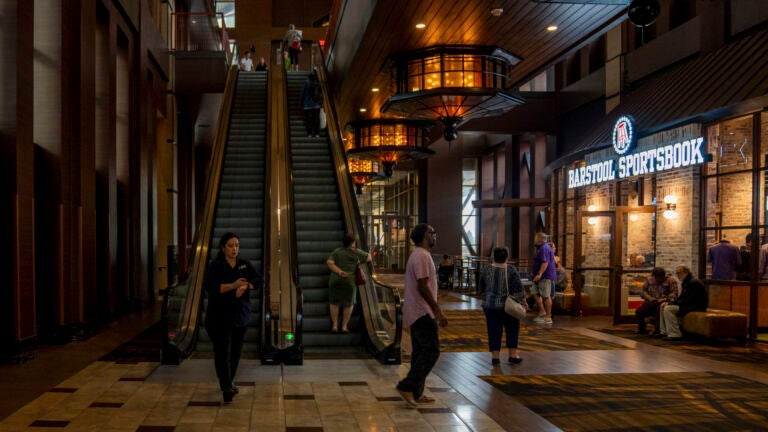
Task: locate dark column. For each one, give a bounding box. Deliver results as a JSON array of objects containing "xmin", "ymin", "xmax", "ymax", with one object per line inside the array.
[{"xmin": 0, "ymin": 0, "xmax": 37, "ymax": 363}]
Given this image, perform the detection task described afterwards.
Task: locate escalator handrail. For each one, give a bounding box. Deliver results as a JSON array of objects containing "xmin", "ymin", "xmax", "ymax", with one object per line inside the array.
[
  {"xmin": 282, "ymin": 66, "xmax": 304, "ymax": 350},
  {"xmin": 261, "ymin": 65, "xmax": 302, "ymax": 357},
  {"xmin": 169, "ymin": 65, "xmax": 240, "ymax": 358},
  {"xmin": 311, "ymin": 44, "xmax": 403, "ymax": 361},
  {"xmin": 260, "ymin": 68, "xmax": 275, "ymax": 355}
]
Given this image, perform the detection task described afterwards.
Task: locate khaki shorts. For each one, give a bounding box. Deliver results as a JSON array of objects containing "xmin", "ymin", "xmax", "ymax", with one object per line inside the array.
[{"xmin": 531, "ymin": 279, "xmax": 552, "ymax": 298}]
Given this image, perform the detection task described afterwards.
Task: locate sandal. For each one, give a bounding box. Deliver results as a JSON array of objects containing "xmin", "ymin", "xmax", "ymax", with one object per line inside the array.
[{"xmin": 415, "ymin": 395, "xmax": 436, "ymax": 404}]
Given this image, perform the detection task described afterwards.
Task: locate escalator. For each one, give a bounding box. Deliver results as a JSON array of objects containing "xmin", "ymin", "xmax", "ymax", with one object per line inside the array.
[
  {"xmin": 286, "ymin": 72, "xmax": 361, "ymax": 350},
  {"xmin": 266, "ymin": 48, "xmax": 402, "ymax": 364},
  {"xmin": 164, "ymin": 51, "xmax": 401, "ymax": 366},
  {"xmin": 196, "ymin": 71, "xmax": 268, "ymax": 356},
  {"xmin": 163, "ymin": 67, "xmax": 268, "ymax": 363}
]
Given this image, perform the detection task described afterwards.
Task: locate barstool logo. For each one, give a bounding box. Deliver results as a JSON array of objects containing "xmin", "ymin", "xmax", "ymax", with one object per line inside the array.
[{"xmin": 613, "ymin": 115, "xmax": 635, "ymax": 155}]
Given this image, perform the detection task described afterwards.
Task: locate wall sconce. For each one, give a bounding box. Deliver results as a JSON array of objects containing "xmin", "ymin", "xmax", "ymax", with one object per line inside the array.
[
  {"xmin": 663, "ymin": 195, "xmax": 678, "ymax": 219},
  {"xmin": 587, "ymin": 205, "xmax": 598, "ymax": 225},
  {"xmin": 629, "ymin": 213, "xmax": 639, "ymax": 222}
]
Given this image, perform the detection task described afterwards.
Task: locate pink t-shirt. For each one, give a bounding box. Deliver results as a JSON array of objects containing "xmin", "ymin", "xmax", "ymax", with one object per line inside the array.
[{"xmin": 403, "ymin": 247, "xmax": 438, "ymax": 327}]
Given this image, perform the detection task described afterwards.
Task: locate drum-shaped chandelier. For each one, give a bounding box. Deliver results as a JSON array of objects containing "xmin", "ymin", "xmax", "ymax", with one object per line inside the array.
[
  {"xmin": 345, "ymin": 119, "xmax": 434, "ymax": 178},
  {"xmin": 380, "ymin": 45, "xmax": 524, "ymax": 142}
]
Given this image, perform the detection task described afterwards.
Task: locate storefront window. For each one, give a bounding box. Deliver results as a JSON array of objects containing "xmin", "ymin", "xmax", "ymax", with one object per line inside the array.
[
  {"xmin": 703, "ymin": 172, "xmax": 752, "ymax": 229},
  {"xmin": 702, "ymin": 114, "xmax": 759, "ymax": 281},
  {"xmin": 706, "ymin": 115, "xmax": 753, "ymax": 175}
]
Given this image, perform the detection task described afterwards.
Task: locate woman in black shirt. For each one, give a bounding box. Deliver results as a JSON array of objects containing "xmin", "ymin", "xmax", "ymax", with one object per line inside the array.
[{"xmin": 203, "ymin": 232, "xmax": 261, "ymax": 403}]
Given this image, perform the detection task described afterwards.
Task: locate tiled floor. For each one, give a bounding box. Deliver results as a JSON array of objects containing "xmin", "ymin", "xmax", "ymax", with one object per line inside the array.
[
  {"xmin": 0, "ymin": 356, "xmax": 505, "ymax": 432},
  {"xmin": 2, "ymin": 279, "xmax": 768, "ymax": 431}
]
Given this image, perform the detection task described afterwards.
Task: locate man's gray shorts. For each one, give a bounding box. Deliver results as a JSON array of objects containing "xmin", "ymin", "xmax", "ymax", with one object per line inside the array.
[{"xmin": 531, "ymin": 279, "xmax": 552, "ymax": 298}]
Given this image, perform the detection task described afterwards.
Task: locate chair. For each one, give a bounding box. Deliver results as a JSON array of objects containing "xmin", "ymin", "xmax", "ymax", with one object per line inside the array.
[{"xmin": 438, "ymin": 264, "xmax": 455, "ymax": 289}]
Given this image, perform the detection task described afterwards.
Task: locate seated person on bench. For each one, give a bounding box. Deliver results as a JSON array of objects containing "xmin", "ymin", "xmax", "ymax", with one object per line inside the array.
[
  {"xmin": 658, "ymin": 265, "xmax": 708, "ymax": 341},
  {"xmin": 554, "ymin": 256, "xmax": 568, "ymax": 292}
]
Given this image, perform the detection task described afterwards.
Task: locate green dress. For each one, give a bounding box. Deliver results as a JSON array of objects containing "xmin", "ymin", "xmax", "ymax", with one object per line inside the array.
[{"xmin": 327, "ymin": 247, "xmax": 369, "ymax": 305}]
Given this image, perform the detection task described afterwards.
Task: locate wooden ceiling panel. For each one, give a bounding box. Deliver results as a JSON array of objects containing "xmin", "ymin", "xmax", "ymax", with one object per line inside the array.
[{"xmin": 328, "ymin": 0, "xmax": 628, "ymax": 134}]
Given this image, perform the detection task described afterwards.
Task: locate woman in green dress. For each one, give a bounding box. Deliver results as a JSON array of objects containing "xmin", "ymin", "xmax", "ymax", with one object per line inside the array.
[{"xmin": 326, "ymin": 234, "xmax": 371, "ymax": 333}]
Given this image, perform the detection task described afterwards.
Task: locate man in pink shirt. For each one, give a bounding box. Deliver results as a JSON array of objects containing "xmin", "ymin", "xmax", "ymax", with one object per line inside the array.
[{"xmin": 397, "ymin": 223, "xmax": 448, "ymax": 408}]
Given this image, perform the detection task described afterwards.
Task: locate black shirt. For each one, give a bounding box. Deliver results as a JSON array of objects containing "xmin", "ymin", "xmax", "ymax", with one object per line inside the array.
[
  {"xmin": 674, "ymin": 274, "xmax": 708, "ymax": 317},
  {"xmin": 203, "ymin": 255, "xmax": 261, "ymax": 329}
]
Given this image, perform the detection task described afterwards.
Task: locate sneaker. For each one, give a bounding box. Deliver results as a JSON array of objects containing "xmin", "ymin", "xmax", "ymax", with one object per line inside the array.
[
  {"xmin": 542, "ymin": 318, "xmax": 553, "ymax": 324},
  {"xmin": 533, "ymin": 315, "xmax": 547, "ymax": 323}
]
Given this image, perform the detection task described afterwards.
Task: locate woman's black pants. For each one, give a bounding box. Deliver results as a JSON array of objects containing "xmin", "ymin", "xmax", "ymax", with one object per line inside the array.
[{"xmin": 209, "ymin": 326, "xmax": 247, "ymax": 391}]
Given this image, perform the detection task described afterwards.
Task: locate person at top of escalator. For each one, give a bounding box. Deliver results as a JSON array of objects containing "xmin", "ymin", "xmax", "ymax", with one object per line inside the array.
[
  {"xmin": 203, "ymin": 232, "xmax": 261, "ymax": 404},
  {"xmin": 326, "ymin": 234, "xmax": 371, "ymax": 334},
  {"xmin": 239, "ymin": 50, "xmax": 253, "ymax": 72},
  {"xmin": 254, "ymin": 56, "xmax": 268, "ymax": 71},
  {"xmin": 283, "ymin": 24, "xmax": 302, "ymax": 71}
]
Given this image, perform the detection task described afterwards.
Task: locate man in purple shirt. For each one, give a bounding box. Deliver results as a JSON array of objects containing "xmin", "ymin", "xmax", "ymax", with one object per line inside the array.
[
  {"xmin": 708, "ymin": 239, "xmax": 741, "ymax": 280},
  {"xmin": 397, "ymin": 223, "xmax": 448, "ymax": 408},
  {"xmin": 532, "ymin": 232, "xmax": 557, "ymax": 324}
]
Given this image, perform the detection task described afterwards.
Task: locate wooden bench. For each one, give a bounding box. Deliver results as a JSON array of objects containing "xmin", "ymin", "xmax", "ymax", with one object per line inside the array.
[
  {"xmin": 553, "ymin": 290, "xmax": 589, "ymax": 314},
  {"xmin": 681, "ymin": 308, "xmax": 747, "ymax": 345}
]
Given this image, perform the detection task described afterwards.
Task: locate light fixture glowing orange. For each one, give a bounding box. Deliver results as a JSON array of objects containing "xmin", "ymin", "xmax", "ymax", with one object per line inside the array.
[
  {"xmin": 346, "ymin": 120, "xmax": 434, "ymax": 177},
  {"xmin": 347, "ymin": 159, "xmax": 384, "ymax": 195},
  {"xmin": 381, "ymin": 45, "xmax": 523, "ymax": 142}
]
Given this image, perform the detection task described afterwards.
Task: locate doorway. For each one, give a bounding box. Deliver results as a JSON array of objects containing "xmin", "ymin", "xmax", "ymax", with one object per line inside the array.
[
  {"xmin": 614, "ymin": 206, "xmax": 657, "ymax": 324},
  {"xmin": 573, "ymin": 210, "xmax": 615, "ymax": 317},
  {"xmin": 365, "ymin": 214, "xmax": 413, "ymax": 272}
]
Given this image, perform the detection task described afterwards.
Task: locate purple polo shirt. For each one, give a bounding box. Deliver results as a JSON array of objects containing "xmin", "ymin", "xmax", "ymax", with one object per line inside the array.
[
  {"xmin": 708, "ymin": 240, "xmax": 741, "ymax": 280},
  {"xmin": 533, "ymin": 242, "xmax": 557, "ymax": 281}
]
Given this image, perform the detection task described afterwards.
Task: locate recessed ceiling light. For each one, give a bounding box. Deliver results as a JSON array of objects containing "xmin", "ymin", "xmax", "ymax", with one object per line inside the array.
[
  {"xmin": 359, "ymin": 108, "xmax": 367, "ymax": 112},
  {"xmin": 371, "ymin": 87, "xmax": 380, "ymax": 92},
  {"xmin": 415, "ymin": 23, "xmax": 426, "ymax": 29},
  {"xmin": 547, "ymin": 25, "xmax": 558, "ymax": 32}
]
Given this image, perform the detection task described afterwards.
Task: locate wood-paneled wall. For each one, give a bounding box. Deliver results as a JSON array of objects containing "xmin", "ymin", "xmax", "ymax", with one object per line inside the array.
[{"xmin": 0, "ymin": 0, "xmax": 172, "ymax": 362}]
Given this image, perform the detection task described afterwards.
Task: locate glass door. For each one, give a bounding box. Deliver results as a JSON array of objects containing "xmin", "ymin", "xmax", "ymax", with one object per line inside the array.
[
  {"xmin": 369, "ymin": 214, "xmax": 413, "ymax": 272},
  {"xmin": 614, "ymin": 206, "xmax": 657, "ymax": 324},
  {"xmin": 574, "ymin": 210, "xmax": 615, "ymax": 316}
]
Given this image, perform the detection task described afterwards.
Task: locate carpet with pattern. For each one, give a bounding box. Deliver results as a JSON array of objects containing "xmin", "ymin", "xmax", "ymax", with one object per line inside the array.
[
  {"xmin": 481, "ymin": 371, "xmax": 768, "ymax": 431},
  {"xmin": 592, "ymin": 324, "xmax": 768, "ymax": 372},
  {"xmin": 408, "ymin": 309, "xmax": 628, "ymax": 353}
]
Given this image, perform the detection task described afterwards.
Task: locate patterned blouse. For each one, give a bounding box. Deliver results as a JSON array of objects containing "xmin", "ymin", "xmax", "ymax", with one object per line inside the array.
[{"xmin": 479, "ymin": 264, "xmax": 525, "ymax": 309}]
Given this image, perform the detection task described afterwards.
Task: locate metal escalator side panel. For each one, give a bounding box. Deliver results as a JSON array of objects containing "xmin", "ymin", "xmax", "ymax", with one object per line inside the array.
[
  {"xmin": 164, "ymin": 65, "xmax": 240, "ymax": 362},
  {"xmin": 261, "ymin": 64, "xmax": 303, "ymax": 365},
  {"xmin": 312, "ymin": 44, "xmax": 403, "ymax": 364}
]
